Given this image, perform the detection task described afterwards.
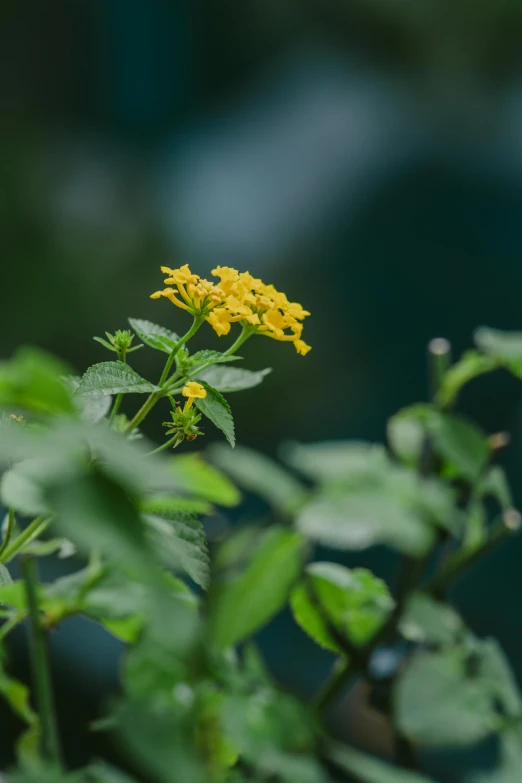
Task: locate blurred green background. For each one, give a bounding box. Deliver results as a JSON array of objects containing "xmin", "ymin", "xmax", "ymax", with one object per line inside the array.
[{"xmin": 4, "ymin": 1, "xmax": 522, "ymax": 776}]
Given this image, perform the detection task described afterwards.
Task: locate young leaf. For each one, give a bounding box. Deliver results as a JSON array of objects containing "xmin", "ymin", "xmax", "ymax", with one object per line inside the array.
[
  {"xmin": 290, "ymin": 563, "xmax": 394, "ymax": 653},
  {"xmin": 76, "ymin": 362, "xmax": 158, "ymax": 396},
  {"xmin": 438, "ymin": 350, "xmax": 498, "ymax": 408},
  {"xmin": 193, "ymin": 365, "xmax": 271, "ymax": 393},
  {"xmin": 209, "ymin": 527, "xmax": 305, "ymax": 649},
  {"xmin": 128, "ymin": 318, "xmax": 180, "ymax": 354},
  {"xmin": 208, "ymin": 443, "xmax": 307, "ymax": 515},
  {"xmin": 0, "ymin": 657, "xmax": 38, "ymax": 726},
  {"xmin": 195, "ymin": 384, "xmax": 235, "ymax": 447}
]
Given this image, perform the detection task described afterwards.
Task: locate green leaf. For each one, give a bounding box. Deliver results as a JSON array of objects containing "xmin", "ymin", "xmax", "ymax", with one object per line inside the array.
[
  {"xmin": 208, "ymin": 443, "xmax": 307, "ymax": 515},
  {"xmin": 290, "ymin": 563, "xmax": 394, "ymax": 653},
  {"xmin": 128, "ymin": 318, "xmax": 180, "ymax": 354},
  {"xmin": 439, "ymin": 350, "xmax": 498, "ymax": 407},
  {"xmin": 76, "ymin": 362, "xmax": 158, "ymax": 396},
  {"xmin": 209, "ymin": 527, "xmax": 305, "ymax": 649},
  {"xmin": 477, "ymin": 638, "xmax": 522, "ymax": 720},
  {"xmin": 145, "ymin": 513, "xmax": 210, "ymax": 589},
  {"xmin": 428, "ymin": 413, "xmax": 489, "ymax": 482},
  {"xmin": 328, "ymin": 743, "xmax": 435, "ymax": 783},
  {"xmin": 394, "ymin": 647, "xmax": 499, "ymax": 746},
  {"xmin": 170, "ymin": 454, "xmax": 240, "ymax": 506},
  {"xmin": 475, "ymin": 327, "xmax": 522, "ymax": 363},
  {"xmin": 387, "ymin": 405, "xmax": 433, "ymax": 466},
  {"xmin": 193, "ymin": 365, "xmax": 271, "ymax": 392},
  {"xmin": 195, "ymin": 383, "xmax": 235, "ymax": 447},
  {"xmin": 0, "ymin": 347, "xmax": 76, "ymax": 416},
  {"xmin": 296, "ymin": 483, "xmax": 438, "ymax": 556},
  {"xmin": 141, "ymin": 494, "xmax": 213, "ymax": 516},
  {"xmin": 46, "ymin": 469, "xmax": 160, "ymax": 583},
  {"xmin": 0, "ymin": 657, "xmax": 38, "ymax": 725},
  {"xmin": 281, "ymin": 440, "xmax": 388, "ymax": 484},
  {"xmin": 188, "ymin": 350, "xmax": 242, "ymax": 366},
  {"xmin": 479, "ymin": 466, "xmax": 513, "ymax": 511},
  {"xmin": 84, "ymin": 763, "xmax": 141, "ymax": 783},
  {"xmin": 1, "ymin": 466, "xmax": 49, "ymax": 516},
  {"xmin": 400, "ymin": 593, "xmax": 464, "ymax": 647},
  {"xmin": 67, "ymin": 377, "xmax": 112, "ymax": 423}
]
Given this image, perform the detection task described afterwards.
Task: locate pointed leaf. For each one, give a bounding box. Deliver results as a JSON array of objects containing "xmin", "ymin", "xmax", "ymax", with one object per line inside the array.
[
  {"xmin": 209, "ymin": 527, "xmax": 305, "ymax": 649},
  {"xmin": 76, "ymin": 362, "xmax": 157, "ymax": 396},
  {"xmin": 128, "ymin": 318, "xmax": 180, "ymax": 354},
  {"xmin": 193, "ymin": 365, "xmax": 271, "ymax": 392},
  {"xmin": 290, "ymin": 563, "xmax": 393, "ymax": 653},
  {"xmin": 195, "ymin": 384, "xmax": 235, "ymax": 447}
]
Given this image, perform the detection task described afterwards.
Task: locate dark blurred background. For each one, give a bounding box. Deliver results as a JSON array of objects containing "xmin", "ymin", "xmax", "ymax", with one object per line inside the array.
[{"xmin": 3, "ymin": 1, "xmax": 522, "ymax": 777}]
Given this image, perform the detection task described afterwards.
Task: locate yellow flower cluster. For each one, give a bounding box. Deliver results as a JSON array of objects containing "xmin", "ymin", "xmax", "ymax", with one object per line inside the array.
[{"xmin": 151, "ymin": 264, "xmax": 311, "ymax": 355}]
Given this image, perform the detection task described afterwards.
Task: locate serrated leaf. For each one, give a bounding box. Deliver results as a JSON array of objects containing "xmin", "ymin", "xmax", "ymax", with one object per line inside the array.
[
  {"xmin": 328, "ymin": 743, "xmax": 435, "ymax": 783},
  {"xmin": 208, "ymin": 443, "xmax": 307, "ymax": 515},
  {"xmin": 439, "ymin": 350, "xmax": 498, "ymax": 407},
  {"xmin": 76, "ymin": 362, "xmax": 157, "ymax": 396},
  {"xmin": 193, "ymin": 365, "xmax": 271, "ymax": 392},
  {"xmin": 67, "ymin": 376, "xmax": 112, "ymax": 423},
  {"xmin": 290, "ymin": 563, "xmax": 393, "ymax": 653},
  {"xmin": 145, "ymin": 513, "xmax": 210, "ymax": 589},
  {"xmin": 195, "ymin": 384, "xmax": 235, "ymax": 447},
  {"xmin": 394, "ymin": 647, "xmax": 499, "ymax": 746},
  {"xmin": 209, "ymin": 527, "xmax": 305, "ymax": 649},
  {"xmin": 128, "ymin": 318, "xmax": 180, "ymax": 354},
  {"xmin": 188, "ymin": 350, "xmax": 242, "ymax": 367}
]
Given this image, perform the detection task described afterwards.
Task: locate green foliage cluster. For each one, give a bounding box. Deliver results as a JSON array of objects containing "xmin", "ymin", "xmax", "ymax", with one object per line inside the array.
[{"xmin": 0, "ymin": 320, "xmax": 522, "ymax": 782}]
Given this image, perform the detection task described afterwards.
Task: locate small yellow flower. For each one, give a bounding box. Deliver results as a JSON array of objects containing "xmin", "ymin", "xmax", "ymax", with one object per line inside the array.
[
  {"xmin": 294, "ymin": 339, "xmax": 312, "ymax": 356},
  {"xmin": 182, "ymin": 381, "xmax": 207, "ymax": 411}
]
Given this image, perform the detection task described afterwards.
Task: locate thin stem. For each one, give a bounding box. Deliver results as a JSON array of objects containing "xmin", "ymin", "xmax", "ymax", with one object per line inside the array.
[
  {"xmin": 147, "ymin": 434, "xmax": 182, "ymax": 456},
  {"xmin": 428, "ymin": 337, "xmax": 451, "ymax": 405},
  {"xmin": 224, "ymin": 325, "xmax": 253, "ymax": 356},
  {"xmin": 313, "ymin": 658, "xmax": 354, "ymax": 712},
  {"xmin": 124, "ymin": 318, "xmax": 204, "ymax": 435},
  {"xmin": 22, "ymin": 556, "xmax": 62, "ymax": 769},
  {"xmin": 0, "ymin": 516, "xmax": 52, "ymax": 565},
  {"xmin": 158, "ymin": 316, "xmax": 203, "ymax": 387},
  {"xmin": 426, "ymin": 510, "xmax": 521, "ymax": 598},
  {"xmin": 0, "ymin": 508, "xmax": 15, "ymax": 558}
]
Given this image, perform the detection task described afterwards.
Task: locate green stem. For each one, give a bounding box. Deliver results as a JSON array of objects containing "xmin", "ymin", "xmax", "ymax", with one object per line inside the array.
[
  {"xmin": 426, "ymin": 510, "xmax": 521, "ymax": 598},
  {"xmin": 124, "ymin": 318, "xmax": 204, "ymax": 435},
  {"xmin": 22, "ymin": 556, "xmax": 62, "ymax": 769},
  {"xmin": 313, "ymin": 658, "xmax": 354, "ymax": 712},
  {"xmin": 147, "ymin": 434, "xmax": 183, "ymax": 456},
  {"xmin": 158, "ymin": 317, "xmax": 203, "ymax": 387},
  {"xmin": 0, "ymin": 508, "xmax": 15, "ymax": 558},
  {"xmin": 0, "ymin": 516, "xmax": 52, "ymax": 564},
  {"xmin": 428, "ymin": 337, "xmax": 451, "ymax": 405},
  {"xmin": 224, "ymin": 325, "xmax": 253, "ymax": 356}
]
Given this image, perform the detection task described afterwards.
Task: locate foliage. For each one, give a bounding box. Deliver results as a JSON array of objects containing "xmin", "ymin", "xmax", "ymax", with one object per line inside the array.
[{"xmin": 0, "ymin": 278, "xmax": 521, "ymax": 783}]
